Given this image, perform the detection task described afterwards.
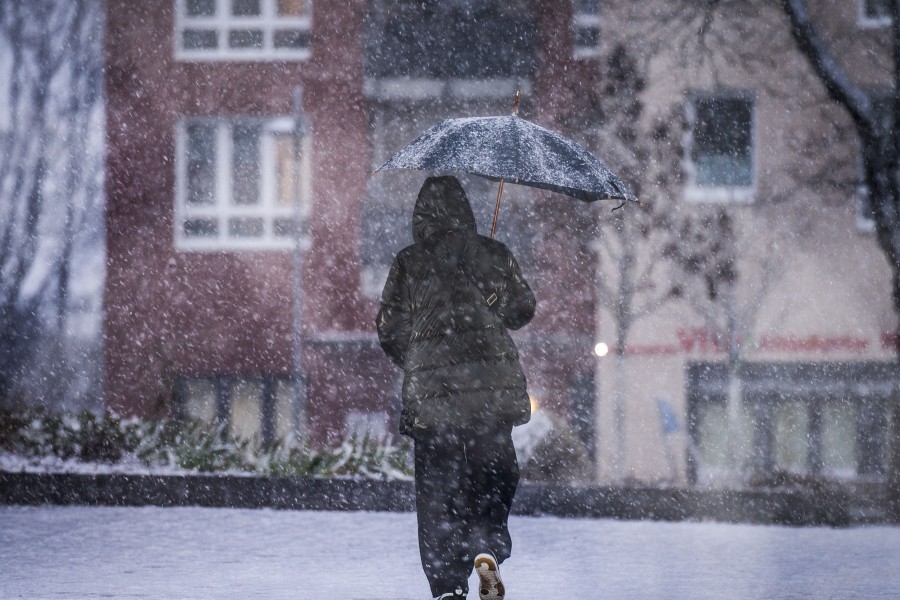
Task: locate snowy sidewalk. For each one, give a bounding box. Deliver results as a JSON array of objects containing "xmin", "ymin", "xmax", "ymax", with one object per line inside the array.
[{"xmin": 2, "ymin": 506, "xmax": 899, "ymax": 600}]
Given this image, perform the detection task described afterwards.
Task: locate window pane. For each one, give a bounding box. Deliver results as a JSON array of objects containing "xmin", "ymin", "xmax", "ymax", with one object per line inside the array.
[
  {"xmin": 574, "ymin": 26, "xmax": 600, "ymax": 48},
  {"xmin": 273, "ymin": 29, "xmax": 310, "ymax": 49},
  {"xmin": 230, "ymin": 380, "xmax": 263, "ymax": 441},
  {"xmin": 274, "ymin": 133, "xmax": 297, "ymax": 207},
  {"xmin": 232, "ymin": 0, "xmax": 261, "ymax": 16},
  {"xmin": 695, "ymin": 402, "xmax": 753, "ymax": 481},
  {"xmin": 694, "ymin": 154, "xmax": 753, "ymax": 187},
  {"xmin": 184, "ymin": 379, "xmax": 217, "ymax": 425},
  {"xmin": 228, "ymin": 217, "xmax": 264, "ymax": 237},
  {"xmin": 364, "ymin": 2, "xmax": 535, "ymax": 79},
  {"xmin": 232, "ymin": 124, "xmax": 261, "ymax": 205},
  {"xmin": 857, "ymin": 401, "xmax": 886, "ymax": 476},
  {"xmin": 183, "ymin": 29, "xmax": 218, "ymax": 50},
  {"xmin": 693, "ymin": 97, "xmax": 753, "ymax": 187},
  {"xmin": 345, "ymin": 410, "xmax": 389, "ymax": 441},
  {"xmin": 186, "ymin": 0, "xmax": 216, "ymax": 17},
  {"xmin": 865, "ymin": 0, "xmax": 890, "ymax": 19},
  {"xmin": 186, "ymin": 123, "xmax": 216, "ymax": 205},
  {"xmin": 275, "ymin": 380, "xmax": 296, "ymax": 440},
  {"xmin": 363, "ymin": 102, "xmax": 513, "ymax": 279},
  {"xmin": 277, "ymin": 0, "xmax": 310, "ymax": 17},
  {"xmin": 773, "ymin": 401, "xmax": 808, "ymax": 473},
  {"xmin": 821, "ymin": 401, "xmax": 857, "ymax": 476},
  {"xmin": 229, "ymin": 29, "xmax": 264, "ymax": 49},
  {"xmin": 184, "ymin": 218, "xmax": 219, "ymax": 237},
  {"xmin": 273, "ymin": 217, "xmax": 297, "ymax": 237},
  {"xmin": 574, "ymin": 0, "xmax": 600, "ymax": 15}
]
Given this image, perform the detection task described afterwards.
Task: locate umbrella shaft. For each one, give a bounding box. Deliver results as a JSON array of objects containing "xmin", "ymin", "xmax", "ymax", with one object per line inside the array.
[{"xmin": 490, "ymin": 179, "xmax": 505, "ymax": 239}]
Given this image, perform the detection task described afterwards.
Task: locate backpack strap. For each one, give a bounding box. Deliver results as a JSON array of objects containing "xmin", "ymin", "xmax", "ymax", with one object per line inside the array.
[{"xmin": 458, "ymin": 261, "xmax": 499, "ymax": 308}]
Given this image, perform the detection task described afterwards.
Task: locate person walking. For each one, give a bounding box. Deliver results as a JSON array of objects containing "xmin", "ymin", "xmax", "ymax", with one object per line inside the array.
[{"xmin": 377, "ymin": 176, "xmax": 536, "ymax": 600}]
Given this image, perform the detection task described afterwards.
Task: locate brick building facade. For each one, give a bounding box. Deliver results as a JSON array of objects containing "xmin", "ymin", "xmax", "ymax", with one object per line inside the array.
[
  {"xmin": 105, "ymin": 0, "xmax": 601, "ymax": 448},
  {"xmin": 105, "ymin": 1, "xmax": 898, "ymax": 484}
]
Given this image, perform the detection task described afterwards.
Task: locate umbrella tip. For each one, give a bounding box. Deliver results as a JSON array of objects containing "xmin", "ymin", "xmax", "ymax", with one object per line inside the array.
[{"xmin": 512, "ymin": 90, "xmax": 520, "ymax": 116}]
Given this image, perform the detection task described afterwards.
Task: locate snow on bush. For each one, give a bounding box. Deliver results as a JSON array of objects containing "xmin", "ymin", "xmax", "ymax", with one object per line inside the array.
[{"xmin": 0, "ymin": 409, "xmax": 413, "ymax": 480}]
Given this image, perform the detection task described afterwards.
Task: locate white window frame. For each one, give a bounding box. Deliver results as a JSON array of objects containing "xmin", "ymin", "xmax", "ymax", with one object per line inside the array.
[
  {"xmin": 179, "ymin": 375, "xmax": 301, "ymax": 441},
  {"xmin": 858, "ymin": 0, "xmax": 891, "ymax": 28},
  {"xmin": 174, "ymin": 116, "xmax": 312, "ymax": 251},
  {"xmin": 174, "ymin": 0, "xmax": 312, "ymax": 61},
  {"xmin": 572, "ymin": 1, "xmax": 602, "ymax": 59},
  {"xmin": 683, "ymin": 92, "xmax": 756, "ymax": 204}
]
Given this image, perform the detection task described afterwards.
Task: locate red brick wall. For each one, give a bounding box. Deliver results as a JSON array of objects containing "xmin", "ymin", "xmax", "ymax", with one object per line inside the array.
[{"xmin": 105, "ymin": 0, "xmax": 599, "ymax": 440}]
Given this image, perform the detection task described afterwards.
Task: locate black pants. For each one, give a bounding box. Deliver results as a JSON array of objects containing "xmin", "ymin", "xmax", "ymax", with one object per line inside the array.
[{"xmin": 414, "ymin": 425, "xmax": 519, "ymax": 597}]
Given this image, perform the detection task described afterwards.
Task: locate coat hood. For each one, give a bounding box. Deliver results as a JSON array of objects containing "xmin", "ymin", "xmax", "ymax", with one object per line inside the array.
[{"xmin": 412, "ymin": 176, "xmax": 477, "ymax": 243}]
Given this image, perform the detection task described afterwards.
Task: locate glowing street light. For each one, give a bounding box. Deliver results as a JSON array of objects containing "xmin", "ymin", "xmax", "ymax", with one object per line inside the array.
[{"xmin": 593, "ymin": 342, "xmax": 609, "ymax": 357}]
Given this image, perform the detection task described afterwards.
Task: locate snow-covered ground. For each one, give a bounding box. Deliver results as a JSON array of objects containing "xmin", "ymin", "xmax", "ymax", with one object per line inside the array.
[{"xmin": 1, "ymin": 506, "xmax": 898, "ymax": 600}]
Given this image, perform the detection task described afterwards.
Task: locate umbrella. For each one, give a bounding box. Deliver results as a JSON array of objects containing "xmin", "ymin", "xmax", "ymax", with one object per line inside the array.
[{"xmin": 375, "ymin": 92, "xmax": 638, "ymax": 238}]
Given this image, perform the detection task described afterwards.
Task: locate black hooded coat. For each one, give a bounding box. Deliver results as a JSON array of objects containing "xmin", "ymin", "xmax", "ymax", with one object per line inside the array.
[{"xmin": 377, "ymin": 176, "xmax": 536, "ymax": 438}]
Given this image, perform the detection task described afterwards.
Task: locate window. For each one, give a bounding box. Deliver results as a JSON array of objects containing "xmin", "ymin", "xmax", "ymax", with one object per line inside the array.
[
  {"xmin": 859, "ymin": 0, "xmax": 891, "ymax": 28},
  {"xmin": 572, "ymin": 0, "xmax": 601, "ymax": 58},
  {"xmin": 686, "ymin": 363, "xmax": 895, "ymax": 485},
  {"xmin": 363, "ymin": 0, "xmax": 535, "ymax": 81},
  {"xmin": 363, "ymin": 98, "xmax": 538, "ymax": 297},
  {"xmin": 175, "ymin": 117, "xmax": 310, "ymax": 250},
  {"xmin": 693, "ymin": 396, "xmax": 881, "ymax": 483},
  {"xmin": 344, "ymin": 410, "xmax": 389, "ymax": 441},
  {"xmin": 175, "ymin": 0, "xmax": 312, "ymax": 61},
  {"xmin": 773, "ymin": 400, "xmax": 809, "ymax": 474},
  {"xmin": 685, "ymin": 93, "xmax": 755, "ymax": 202},
  {"xmin": 178, "ymin": 375, "xmax": 299, "ymax": 444},
  {"xmin": 820, "ymin": 401, "xmax": 858, "ymax": 477},
  {"xmin": 693, "ymin": 400, "xmax": 755, "ymax": 483}
]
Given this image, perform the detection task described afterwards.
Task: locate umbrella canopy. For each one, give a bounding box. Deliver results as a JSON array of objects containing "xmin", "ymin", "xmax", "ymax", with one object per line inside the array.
[{"xmin": 375, "ymin": 114, "xmax": 638, "ymax": 204}]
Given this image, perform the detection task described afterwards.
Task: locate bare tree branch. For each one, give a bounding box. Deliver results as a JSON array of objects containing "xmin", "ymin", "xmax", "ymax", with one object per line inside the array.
[
  {"xmin": 781, "ymin": 0, "xmax": 875, "ymax": 133},
  {"xmin": 0, "ymin": 0, "xmax": 104, "ymax": 405}
]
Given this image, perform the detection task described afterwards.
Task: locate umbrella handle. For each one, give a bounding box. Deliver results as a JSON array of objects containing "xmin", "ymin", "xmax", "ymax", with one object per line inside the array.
[
  {"xmin": 490, "ymin": 178, "xmax": 505, "ymax": 239},
  {"xmin": 490, "ymin": 91, "xmax": 519, "ymax": 239}
]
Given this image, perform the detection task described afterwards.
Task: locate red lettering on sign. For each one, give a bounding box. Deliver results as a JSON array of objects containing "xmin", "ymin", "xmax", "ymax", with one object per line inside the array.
[{"xmin": 612, "ymin": 331, "xmax": 877, "ymax": 356}]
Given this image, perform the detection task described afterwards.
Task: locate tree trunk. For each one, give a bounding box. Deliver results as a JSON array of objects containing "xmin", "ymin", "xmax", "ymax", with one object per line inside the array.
[
  {"xmin": 775, "ymin": 0, "xmax": 900, "ymax": 514},
  {"xmin": 613, "ymin": 347, "xmax": 627, "ymax": 481},
  {"xmin": 723, "ymin": 284, "xmax": 746, "ymax": 487},
  {"xmin": 611, "ymin": 238, "xmax": 635, "ymax": 482}
]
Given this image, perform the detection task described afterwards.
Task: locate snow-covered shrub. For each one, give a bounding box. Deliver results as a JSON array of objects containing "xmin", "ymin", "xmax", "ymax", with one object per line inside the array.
[
  {"xmin": 258, "ymin": 433, "xmax": 412, "ymax": 480},
  {"xmin": 139, "ymin": 419, "xmax": 254, "ymax": 473},
  {"xmin": 0, "ymin": 408, "xmax": 412, "ymax": 480},
  {"xmin": 0, "ymin": 410, "xmax": 140, "ymax": 463}
]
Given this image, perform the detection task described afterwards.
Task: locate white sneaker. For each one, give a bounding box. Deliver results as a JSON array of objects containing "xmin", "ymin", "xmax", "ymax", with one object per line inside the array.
[{"xmin": 474, "ymin": 553, "xmax": 505, "ymax": 600}]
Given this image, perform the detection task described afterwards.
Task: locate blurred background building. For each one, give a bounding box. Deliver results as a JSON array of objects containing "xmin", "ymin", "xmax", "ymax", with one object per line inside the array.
[
  {"xmin": 103, "ymin": 0, "xmax": 599, "ymax": 452},
  {"xmin": 2, "ymin": 0, "xmax": 897, "ymax": 488}
]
